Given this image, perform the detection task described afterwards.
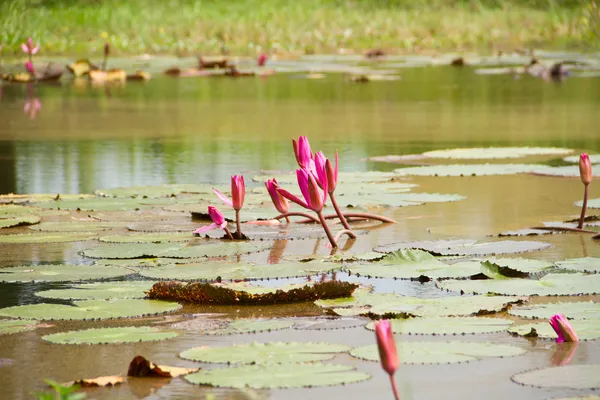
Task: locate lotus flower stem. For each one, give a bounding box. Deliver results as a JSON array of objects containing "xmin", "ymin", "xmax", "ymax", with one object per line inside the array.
[
  {"xmin": 285, "ymin": 216, "xmax": 290, "ymax": 223},
  {"xmin": 273, "ymin": 212, "xmax": 320, "ymax": 223},
  {"xmin": 577, "ymin": 184, "xmax": 589, "ymax": 229},
  {"xmin": 317, "ymin": 210, "xmax": 338, "ymax": 247},
  {"xmin": 329, "ymin": 192, "xmax": 351, "ymax": 230},
  {"xmin": 390, "ymin": 376, "xmax": 401, "ymax": 400},
  {"xmin": 223, "ymin": 226, "xmax": 234, "ymax": 241},
  {"xmin": 235, "ymin": 209, "xmax": 243, "ymax": 239},
  {"xmin": 333, "ymin": 229, "xmax": 356, "ymax": 243},
  {"xmin": 297, "ymin": 212, "xmax": 396, "ymax": 224}
]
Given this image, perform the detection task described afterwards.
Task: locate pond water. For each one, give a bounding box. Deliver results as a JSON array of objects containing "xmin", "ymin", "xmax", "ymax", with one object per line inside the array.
[{"xmin": 0, "ymin": 54, "xmax": 599, "ymax": 400}]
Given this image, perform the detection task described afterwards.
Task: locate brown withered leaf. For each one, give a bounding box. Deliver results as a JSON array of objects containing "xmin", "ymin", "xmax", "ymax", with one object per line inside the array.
[
  {"xmin": 128, "ymin": 355, "xmax": 199, "ymax": 378},
  {"xmin": 67, "ymin": 375, "xmax": 124, "ymax": 387},
  {"xmin": 146, "ymin": 280, "xmax": 358, "ymax": 305}
]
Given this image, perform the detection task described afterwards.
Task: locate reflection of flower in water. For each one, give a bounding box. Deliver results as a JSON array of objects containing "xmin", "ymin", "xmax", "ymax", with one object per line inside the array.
[
  {"xmin": 551, "ymin": 342, "xmax": 579, "ymax": 366},
  {"xmin": 24, "ymin": 97, "xmax": 42, "ymax": 120}
]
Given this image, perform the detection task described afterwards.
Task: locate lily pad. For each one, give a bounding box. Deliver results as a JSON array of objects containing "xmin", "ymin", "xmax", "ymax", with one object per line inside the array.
[
  {"xmin": 556, "ymin": 257, "xmax": 600, "ymax": 273},
  {"xmin": 393, "ymin": 164, "xmax": 542, "ymax": 177},
  {"xmin": 365, "ymin": 317, "xmax": 514, "ymax": 335},
  {"xmin": 34, "ymin": 197, "xmax": 176, "ymax": 211},
  {"xmin": 185, "ymin": 363, "xmax": 370, "ymax": 389},
  {"xmin": 140, "ymin": 261, "xmax": 341, "ymax": 281},
  {"xmin": 0, "ymin": 264, "xmax": 134, "ymax": 283},
  {"xmin": 508, "ymin": 319, "xmax": 600, "ymax": 341},
  {"xmin": 94, "ymin": 184, "xmax": 214, "ymax": 198},
  {"xmin": 511, "ymin": 365, "xmax": 600, "ymax": 389},
  {"xmin": 293, "ymin": 317, "xmax": 367, "ymax": 330},
  {"xmin": 508, "ymin": 302, "xmax": 600, "ymax": 320},
  {"xmin": 438, "ymin": 273, "xmax": 600, "ymax": 296},
  {"xmin": 0, "ymin": 319, "xmax": 38, "ymax": 335},
  {"xmin": 575, "ymin": 198, "xmax": 600, "ymax": 209},
  {"xmin": 204, "ymin": 319, "xmax": 295, "ymax": 335},
  {"xmin": 35, "ymin": 281, "xmax": 154, "ymax": 300},
  {"xmin": 480, "ymin": 258, "xmax": 555, "ymax": 279},
  {"xmin": 420, "ymin": 147, "xmax": 572, "ymax": 160},
  {"xmin": 0, "ymin": 232, "xmax": 97, "ymax": 243},
  {"xmin": 563, "ymin": 155, "xmax": 600, "ymax": 164},
  {"xmin": 98, "ymin": 233, "xmax": 192, "ymax": 243},
  {"xmin": 180, "ymin": 341, "xmax": 351, "ymax": 364},
  {"xmin": 0, "ymin": 215, "xmax": 41, "ymax": 229},
  {"xmin": 351, "ymin": 341, "xmax": 526, "ymax": 364},
  {"xmin": 332, "ymin": 192, "xmax": 463, "ymax": 208},
  {"xmin": 0, "ymin": 299, "xmax": 181, "ymax": 320},
  {"xmin": 82, "ymin": 242, "xmax": 269, "ymax": 259},
  {"xmin": 29, "ymin": 221, "xmax": 125, "ymax": 232},
  {"xmin": 375, "ymin": 239, "xmax": 550, "ymax": 256},
  {"xmin": 498, "ymin": 229, "xmax": 554, "ymax": 237},
  {"xmin": 94, "ymin": 258, "xmax": 176, "ymax": 268},
  {"xmin": 0, "ymin": 205, "xmax": 42, "ymax": 217},
  {"xmin": 42, "ymin": 326, "xmax": 179, "ymax": 344}
]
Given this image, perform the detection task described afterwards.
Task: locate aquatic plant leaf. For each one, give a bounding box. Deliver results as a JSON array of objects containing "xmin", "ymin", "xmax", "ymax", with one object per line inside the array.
[
  {"xmin": 480, "ymin": 258, "xmax": 555, "ymax": 279},
  {"xmin": 293, "ymin": 317, "xmax": 367, "ymax": 330},
  {"xmin": 375, "ymin": 239, "xmax": 550, "ymax": 256},
  {"xmin": 42, "ymin": 326, "xmax": 179, "ymax": 344},
  {"xmin": 94, "ymin": 258, "xmax": 176, "ymax": 268},
  {"xmin": 140, "ymin": 261, "xmax": 341, "ymax": 281},
  {"xmin": 34, "ymin": 197, "xmax": 176, "ymax": 211},
  {"xmin": 89, "ymin": 210, "xmax": 180, "ymax": 222},
  {"xmin": 0, "ymin": 299, "xmax": 181, "ymax": 320},
  {"xmin": 511, "ymin": 365, "xmax": 600, "ymax": 389},
  {"xmin": 82, "ymin": 242, "xmax": 269, "ymax": 259},
  {"xmin": 0, "ymin": 204, "xmax": 42, "ymax": 217},
  {"xmin": 94, "ymin": 184, "xmax": 214, "ymax": 198},
  {"xmin": 0, "ymin": 264, "xmax": 133, "ymax": 283},
  {"xmin": 508, "ymin": 302, "xmax": 600, "ymax": 320},
  {"xmin": 394, "ymin": 164, "xmax": 542, "ymax": 177},
  {"xmin": 0, "ymin": 232, "xmax": 97, "ymax": 243},
  {"xmin": 204, "ymin": 319, "xmax": 295, "ymax": 335},
  {"xmin": 35, "ymin": 281, "xmax": 154, "ymax": 300},
  {"xmin": 365, "ymin": 317, "xmax": 514, "ymax": 335},
  {"xmin": 564, "ymin": 154, "xmax": 600, "ymax": 164},
  {"xmin": 146, "ymin": 280, "xmax": 357, "ymax": 305},
  {"xmin": 125, "ymin": 221, "xmax": 201, "ymax": 232},
  {"xmin": 180, "ymin": 341, "xmax": 351, "ymax": 364},
  {"xmin": 127, "ymin": 355, "xmax": 199, "ymax": 378},
  {"xmin": 0, "ymin": 215, "xmax": 41, "ymax": 228},
  {"xmin": 185, "ymin": 363, "xmax": 370, "ymax": 389},
  {"xmin": 556, "ymin": 257, "xmax": 600, "ymax": 273},
  {"xmin": 98, "ymin": 233, "xmax": 192, "ymax": 243},
  {"xmin": 420, "ymin": 147, "xmax": 572, "ymax": 159},
  {"xmin": 67, "ymin": 376, "xmax": 124, "ymax": 387},
  {"xmin": 0, "ymin": 319, "xmax": 37, "ymax": 335},
  {"xmin": 351, "ymin": 341, "xmax": 526, "ymax": 364},
  {"xmin": 332, "ymin": 252, "xmax": 387, "ymax": 262},
  {"xmin": 0, "ymin": 193, "xmax": 95, "ymax": 204},
  {"xmin": 192, "ymin": 208, "xmax": 281, "ymax": 223},
  {"xmin": 29, "ymin": 221, "xmax": 125, "ymax": 232},
  {"xmin": 508, "ymin": 319, "xmax": 600, "ymax": 341},
  {"xmin": 498, "ymin": 229, "xmax": 554, "ymax": 237},
  {"xmin": 438, "ymin": 273, "xmax": 600, "ymax": 296}
]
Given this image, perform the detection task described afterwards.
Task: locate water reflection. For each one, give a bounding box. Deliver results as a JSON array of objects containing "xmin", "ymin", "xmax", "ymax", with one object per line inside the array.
[{"xmin": 23, "ymin": 84, "xmax": 41, "ymax": 120}]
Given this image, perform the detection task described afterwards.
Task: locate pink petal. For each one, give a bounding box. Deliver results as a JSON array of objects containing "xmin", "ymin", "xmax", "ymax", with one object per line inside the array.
[
  {"xmin": 212, "ymin": 188, "xmax": 233, "ymax": 207},
  {"xmin": 21, "ymin": 43, "xmax": 28, "ymax": 53},
  {"xmin": 297, "ymin": 169, "xmax": 310, "ymax": 205},
  {"xmin": 193, "ymin": 223, "xmax": 218, "ymax": 234},
  {"xmin": 31, "ymin": 46, "xmax": 39, "ymax": 55},
  {"xmin": 277, "ymin": 188, "xmax": 308, "ymax": 209},
  {"xmin": 218, "ymin": 220, "xmax": 228, "ymax": 230}
]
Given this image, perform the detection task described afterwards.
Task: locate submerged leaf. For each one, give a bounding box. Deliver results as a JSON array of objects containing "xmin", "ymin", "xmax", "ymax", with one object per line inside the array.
[
  {"xmin": 42, "ymin": 326, "xmax": 179, "ymax": 344},
  {"xmin": 511, "ymin": 365, "xmax": 600, "ymax": 389}
]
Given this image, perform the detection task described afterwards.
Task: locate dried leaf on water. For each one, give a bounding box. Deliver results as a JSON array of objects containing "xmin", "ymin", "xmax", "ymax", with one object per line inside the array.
[{"xmin": 127, "ymin": 355, "xmax": 199, "ymax": 378}]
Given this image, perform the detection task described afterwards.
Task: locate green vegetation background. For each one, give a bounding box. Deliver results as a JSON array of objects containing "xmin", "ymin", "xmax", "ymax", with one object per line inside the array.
[{"xmin": 1, "ymin": 0, "xmax": 599, "ymax": 55}]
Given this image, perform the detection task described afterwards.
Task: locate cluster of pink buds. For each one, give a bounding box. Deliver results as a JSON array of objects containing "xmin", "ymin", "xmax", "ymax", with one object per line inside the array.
[{"xmin": 21, "ymin": 38, "xmax": 39, "ymax": 77}]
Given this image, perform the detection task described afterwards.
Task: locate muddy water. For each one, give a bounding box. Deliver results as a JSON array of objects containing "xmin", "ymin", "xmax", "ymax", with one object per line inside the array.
[{"xmin": 0, "ymin": 58, "xmax": 599, "ymax": 399}]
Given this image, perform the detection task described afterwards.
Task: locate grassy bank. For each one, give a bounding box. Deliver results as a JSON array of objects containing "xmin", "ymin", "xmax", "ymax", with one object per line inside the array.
[{"xmin": 1, "ymin": 0, "xmax": 598, "ymax": 57}]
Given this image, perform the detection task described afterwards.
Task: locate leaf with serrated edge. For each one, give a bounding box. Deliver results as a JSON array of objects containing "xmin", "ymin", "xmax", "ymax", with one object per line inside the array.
[
  {"xmin": 365, "ymin": 317, "xmax": 513, "ymax": 335},
  {"xmin": 35, "ymin": 281, "xmax": 154, "ymax": 300},
  {"xmin": 42, "ymin": 326, "xmax": 179, "ymax": 344},
  {"xmin": 508, "ymin": 320, "xmax": 600, "ymax": 341},
  {"xmin": 508, "ymin": 302, "xmax": 600, "ymax": 320},
  {"xmin": 511, "ymin": 365, "xmax": 600, "ymax": 389},
  {"xmin": 0, "ymin": 264, "xmax": 133, "ymax": 283}
]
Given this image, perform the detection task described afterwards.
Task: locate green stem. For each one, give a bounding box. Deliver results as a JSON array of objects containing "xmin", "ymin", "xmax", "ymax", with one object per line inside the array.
[
  {"xmin": 317, "ymin": 210, "xmax": 337, "ymax": 248},
  {"xmin": 330, "ymin": 191, "xmax": 351, "ymax": 229},
  {"xmin": 578, "ymin": 184, "xmax": 589, "ymax": 229}
]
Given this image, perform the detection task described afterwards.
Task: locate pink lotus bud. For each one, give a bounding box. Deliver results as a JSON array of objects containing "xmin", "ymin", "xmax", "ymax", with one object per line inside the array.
[
  {"xmin": 277, "ymin": 168, "xmax": 327, "ymax": 213},
  {"xmin": 375, "ymin": 320, "xmax": 399, "ymax": 377},
  {"xmin": 208, "ymin": 205, "xmax": 226, "ymax": 226},
  {"xmin": 257, "ymin": 53, "xmax": 268, "ymax": 67},
  {"xmin": 549, "ymin": 314, "xmax": 578, "ymax": 343},
  {"xmin": 306, "ymin": 172, "xmax": 325, "ymax": 213},
  {"xmin": 265, "ymin": 179, "xmax": 288, "ymax": 214},
  {"xmin": 325, "ymin": 151, "xmax": 338, "ymax": 193},
  {"xmin": 21, "ymin": 38, "xmax": 39, "ymax": 55},
  {"xmin": 292, "ymin": 136, "xmax": 313, "ymax": 169},
  {"xmin": 231, "ymin": 175, "xmax": 245, "ymax": 211},
  {"xmin": 314, "ymin": 151, "xmax": 327, "ymax": 189},
  {"xmin": 25, "ymin": 61, "xmax": 35, "ymax": 75},
  {"xmin": 579, "ymin": 153, "xmax": 592, "ymax": 185}
]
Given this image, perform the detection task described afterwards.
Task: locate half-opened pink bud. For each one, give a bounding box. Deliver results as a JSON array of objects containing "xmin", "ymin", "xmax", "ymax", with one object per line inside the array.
[
  {"xmin": 375, "ymin": 319, "xmax": 399, "ymax": 377},
  {"xmin": 549, "ymin": 314, "xmax": 578, "ymax": 343},
  {"xmin": 325, "ymin": 151, "xmax": 338, "ymax": 193},
  {"xmin": 265, "ymin": 179, "xmax": 288, "ymax": 214},
  {"xmin": 579, "ymin": 153, "xmax": 592, "ymax": 185},
  {"xmin": 231, "ymin": 175, "xmax": 246, "ymax": 211}
]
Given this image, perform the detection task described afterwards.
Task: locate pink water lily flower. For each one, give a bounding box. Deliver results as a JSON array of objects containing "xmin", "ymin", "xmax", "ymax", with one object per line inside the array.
[
  {"xmin": 213, "ymin": 175, "xmax": 245, "ymax": 211},
  {"xmin": 277, "ymin": 168, "xmax": 327, "ymax": 213},
  {"xmin": 549, "ymin": 314, "xmax": 578, "ymax": 343},
  {"xmin": 292, "ymin": 136, "xmax": 317, "ymax": 175},
  {"xmin": 579, "ymin": 153, "xmax": 592, "ymax": 186},
  {"xmin": 314, "ymin": 151, "xmax": 338, "ymax": 192},
  {"xmin": 21, "ymin": 38, "xmax": 39, "ymax": 55},
  {"xmin": 265, "ymin": 178, "xmax": 288, "ymax": 214},
  {"xmin": 257, "ymin": 53, "xmax": 268, "ymax": 67},
  {"xmin": 375, "ymin": 319, "xmax": 400, "ymax": 400},
  {"xmin": 193, "ymin": 206, "xmax": 227, "ymax": 234}
]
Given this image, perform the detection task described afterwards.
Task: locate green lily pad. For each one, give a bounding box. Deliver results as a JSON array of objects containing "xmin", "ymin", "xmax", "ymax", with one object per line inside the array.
[
  {"xmin": 345, "ymin": 249, "xmax": 481, "ymax": 280},
  {"xmin": 498, "ymin": 229, "xmax": 554, "ymax": 237},
  {"xmin": 139, "ymin": 261, "xmax": 341, "ymax": 281},
  {"xmin": 94, "ymin": 258, "xmax": 176, "ymax": 268},
  {"xmin": 437, "ymin": 273, "xmax": 600, "ymax": 296},
  {"xmin": 35, "ymin": 281, "xmax": 154, "ymax": 300},
  {"xmin": 563, "ymin": 155, "xmax": 600, "ymax": 164},
  {"xmin": 480, "ymin": 258, "xmax": 555, "ymax": 279},
  {"xmin": 511, "ymin": 365, "xmax": 600, "ymax": 389},
  {"xmin": 393, "ymin": 164, "xmax": 542, "ymax": 177},
  {"xmin": 332, "ymin": 192, "xmax": 463, "ymax": 208},
  {"xmin": 365, "ymin": 317, "xmax": 514, "ymax": 335},
  {"xmin": 556, "ymin": 257, "xmax": 600, "ymax": 273},
  {"xmin": 293, "ymin": 317, "xmax": 367, "ymax": 330},
  {"xmin": 204, "ymin": 319, "xmax": 295, "ymax": 335},
  {"xmin": 0, "ymin": 319, "xmax": 38, "ymax": 335},
  {"xmin": 82, "ymin": 242, "xmax": 269, "ymax": 259},
  {"xmin": 94, "ymin": 183, "xmax": 214, "ymax": 198},
  {"xmin": 0, "ymin": 215, "xmax": 41, "ymax": 229},
  {"xmin": 185, "ymin": 363, "xmax": 370, "ymax": 389},
  {"xmin": 98, "ymin": 233, "xmax": 192, "ymax": 243},
  {"xmin": 0, "ymin": 205, "xmax": 41, "ymax": 217},
  {"xmin": 0, "ymin": 299, "xmax": 181, "ymax": 320},
  {"xmin": 420, "ymin": 147, "xmax": 572, "ymax": 160},
  {"xmin": 375, "ymin": 239, "xmax": 550, "ymax": 256},
  {"xmin": 42, "ymin": 326, "xmax": 179, "ymax": 344},
  {"xmin": 192, "ymin": 208, "xmax": 281, "ymax": 223},
  {"xmin": 29, "ymin": 221, "xmax": 125, "ymax": 232},
  {"xmin": 0, "ymin": 232, "xmax": 97, "ymax": 243},
  {"xmin": 125, "ymin": 221, "xmax": 201, "ymax": 233},
  {"xmin": 332, "ymin": 252, "xmax": 387, "ymax": 262},
  {"xmin": 508, "ymin": 319, "xmax": 600, "ymax": 341},
  {"xmin": 34, "ymin": 197, "xmax": 176, "ymax": 211},
  {"xmin": 89, "ymin": 210, "xmax": 180, "ymax": 222},
  {"xmin": 0, "ymin": 264, "xmax": 134, "ymax": 283},
  {"xmin": 180, "ymin": 341, "xmax": 351, "ymax": 364},
  {"xmin": 575, "ymin": 198, "xmax": 600, "ymax": 209},
  {"xmin": 508, "ymin": 302, "xmax": 600, "ymax": 320},
  {"xmin": 351, "ymin": 341, "xmax": 526, "ymax": 364}
]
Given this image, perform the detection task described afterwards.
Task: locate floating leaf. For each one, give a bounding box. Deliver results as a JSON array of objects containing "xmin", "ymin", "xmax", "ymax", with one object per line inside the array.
[
  {"xmin": 82, "ymin": 242, "xmax": 269, "ymax": 259},
  {"xmin": 35, "ymin": 281, "xmax": 154, "ymax": 300},
  {"xmin": 574, "ymin": 198, "xmax": 600, "ymax": 209},
  {"xmin": 351, "ymin": 341, "xmax": 526, "ymax": 364},
  {"xmin": 0, "ymin": 193, "xmax": 94, "ymax": 204},
  {"xmin": 34, "ymin": 197, "xmax": 176, "ymax": 211},
  {"xmin": 365, "ymin": 317, "xmax": 514, "ymax": 335},
  {"xmin": 204, "ymin": 319, "xmax": 295, "ymax": 335},
  {"xmin": 67, "ymin": 376, "xmax": 124, "ymax": 388},
  {"xmin": 293, "ymin": 317, "xmax": 367, "ymax": 330},
  {"xmin": 0, "ymin": 299, "xmax": 181, "ymax": 320},
  {"xmin": 498, "ymin": 229, "xmax": 554, "ymax": 237},
  {"xmin": 508, "ymin": 320, "xmax": 600, "ymax": 341},
  {"xmin": 127, "ymin": 355, "xmax": 199, "ymax": 378},
  {"xmin": 394, "ymin": 164, "xmax": 542, "ymax": 177},
  {"xmin": 94, "ymin": 184, "xmax": 214, "ymax": 198},
  {"xmin": 508, "ymin": 302, "xmax": 600, "ymax": 320},
  {"xmin": 0, "ymin": 319, "xmax": 37, "ymax": 335},
  {"xmin": 0, "ymin": 264, "xmax": 134, "ymax": 283},
  {"xmin": 140, "ymin": 261, "xmax": 341, "ymax": 281},
  {"xmin": 480, "ymin": 258, "xmax": 555, "ymax": 279},
  {"xmin": 0, "ymin": 215, "xmax": 41, "ymax": 229},
  {"xmin": 438, "ymin": 273, "xmax": 600, "ymax": 296},
  {"xmin": 0, "ymin": 205, "xmax": 42, "ymax": 217},
  {"xmin": 42, "ymin": 326, "xmax": 179, "ymax": 344},
  {"xmin": 98, "ymin": 233, "xmax": 192, "ymax": 243},
  {"xmin": 146, "ymin": 280, "xmax": 357, "ymax": 305},
  {"xmin": 556, "ymin": 257, "xmax": 600, "ymax": 273},
  {"xmin": 0, "ymin": 232, "xmax": 97, "ymax": 243},
  {"xmin": 511, "ymin": 365, "xmax": 600, "ymax": 389},
  {"xmin": 419, "ymin": 147, "xmax": 572, "ymax": 160},
  {"xmin": 332, "ymin": 252, "xmax": 387, "ymax": 262},
  {"xmin": 563, "ymin": 155, "xmax": 600, "ymax": 164},
  {"xmin": 180, "ymin": 341, "xmax": 351, "ymax": 364},
  {"xmin": 94, "ymin": 258, "xmax": 175, "ymax": 268},
  {"xmin": 185, "ymin": 363, "xmax": 369, "ymax": 389},
  {"xmin": 375, "ymin": 239, "xmax": 550, "ymax": 256},
  {"xmin": 29, "ymin": 221, "xmax": 125, "ymax": 232}
]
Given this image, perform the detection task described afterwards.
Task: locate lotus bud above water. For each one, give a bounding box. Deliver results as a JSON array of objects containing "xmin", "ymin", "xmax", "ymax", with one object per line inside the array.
[
  {"xmin": 258, "ymin": 53, "xmax": 268, "ymax": 67},
  {"xmin": 548, "ymin": 314, "xmax": 579, "ymax": 343},
  {"xmin": 375, "ymin": 319, "xmax": 401, "ymax": 400},
  {"xmin": 193, "ymin": 205, "xmax": 233, "ymax": 240},
  {"xmin": 21, "ymin": 38, "xmax": 39, "ymax": 56},
  {"xmin": 577, "ymin": 153, "xmax": 592, "ymax": 229},
  {"xmin": 325, "ymin": 152, "xmax": 339, "ymax": 193},
  {"xmin": 265, "ymin": 178, "xmax": 288, "ymax": 214},
  {"xmin": 292, "ymin": 136, "xmax": 314, "ymax": 170},
  {"xmin": 213, "ymin": 175, "xmax": 246, "ymax": 239}
]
